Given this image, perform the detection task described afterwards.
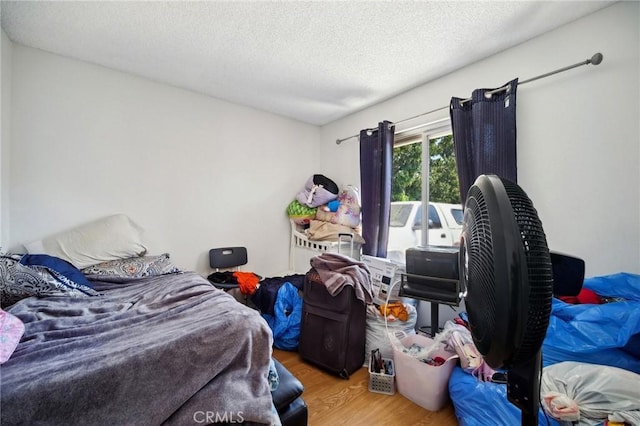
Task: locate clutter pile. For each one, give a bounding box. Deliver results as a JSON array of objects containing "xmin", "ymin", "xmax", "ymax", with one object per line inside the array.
[
  {"xmin": 364, "ymin": 302, "xmax": 417, "ymax": 367},
  {"xmin": 286, "ymin": 174, "xmax": 364, "ymax": 244},
  {"xmin": 207, "ymin": 270, "xmax": 261, "ymax": 296},
  {"xmin": 251, "ymin": 274, "xmax": 305, "ymax": 351}
]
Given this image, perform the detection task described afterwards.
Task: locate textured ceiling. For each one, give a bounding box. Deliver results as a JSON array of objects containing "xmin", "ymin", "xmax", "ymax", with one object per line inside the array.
[{"xmin": 0, "ymin": 1, "xmax": 613, "ymax": 126}]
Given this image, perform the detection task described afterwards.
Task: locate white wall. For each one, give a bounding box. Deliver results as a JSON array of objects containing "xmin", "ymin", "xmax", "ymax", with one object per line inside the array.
[
  {"xmin": 321, "ymin": 2, "xmax": 639, "ymax": 279},
  {"xmin": 1, "ymin": 29, "xmax": 12, "ymax": 248},
  {"xmin": 8, "ymin": 45, "xmax": 321, "ymax": 276}
]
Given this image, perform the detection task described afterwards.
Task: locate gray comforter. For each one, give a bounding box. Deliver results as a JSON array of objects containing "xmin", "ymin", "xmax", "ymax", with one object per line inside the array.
[{"xmin": 1, "ymin": 272, "xmax": 274, "ymax": 425}]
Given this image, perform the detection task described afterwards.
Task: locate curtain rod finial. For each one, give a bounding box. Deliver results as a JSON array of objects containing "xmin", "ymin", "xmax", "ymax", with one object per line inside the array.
[
  {"xmin": 590, "ymin": 52, "xmax": 603, "ymax": 65},
  {"xmin": 336, "ymin": 139, "xmax": 342, "ymax": 145}
]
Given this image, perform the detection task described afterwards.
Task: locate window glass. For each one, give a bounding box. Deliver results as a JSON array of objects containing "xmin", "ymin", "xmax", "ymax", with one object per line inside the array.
[
  {"xmin": 389, "ymin": 204, "xmax": 412, "ymax": 227},
  {"xmin": 414, "ymin": 205, "xmax": 423, "ymax": 227},
  {"xmin": 388, "ymin": 131, "xmax": 462, "ymax": 256},
  {"xmin": 428, "ymin": 204, "xmax": 442, "ymax": 228},
  {"xmin": 451, "ymin": 208, "xmax": 464, "ymax": 225}
]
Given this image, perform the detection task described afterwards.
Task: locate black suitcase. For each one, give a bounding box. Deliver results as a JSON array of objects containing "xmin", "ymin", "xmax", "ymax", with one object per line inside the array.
[{"xmin": 298, "ymin": 267, "xmax": 366, "ymax": 379}]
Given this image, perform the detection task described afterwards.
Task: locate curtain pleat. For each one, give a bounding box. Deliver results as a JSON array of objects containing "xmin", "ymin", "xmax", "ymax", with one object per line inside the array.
[
  {"xmin": 450, "ymin": 78, "xmax": 518, "ymax": 205},
  {"xmin": 359, "ymin": 121, "xmax": 394, "ymax": 258}
]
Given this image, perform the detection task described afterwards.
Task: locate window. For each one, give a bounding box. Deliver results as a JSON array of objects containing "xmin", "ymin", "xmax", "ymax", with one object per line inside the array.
[
  {"xmin": 412, "ymin": 205, "xmax": 442, "ymax": 229},
  {"xmin": 450, "ymin": 207, "xmax": 464, "ymax": 226},
  {"xmin": 387, "ymin": 121, "xmax": 461, "ymax": 259},
  {"xmin": 389, "ymin": 203, "xmax": 412, "ymax": 228},
  {"xmin": 427, "ymin": 204, "xmax": 442, "ymax": 229}
]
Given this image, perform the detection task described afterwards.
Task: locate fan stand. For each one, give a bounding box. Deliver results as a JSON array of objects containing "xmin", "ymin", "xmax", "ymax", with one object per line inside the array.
[{"xmin": 506, "ymin": 349, "xmax": 543, "ymax": 426}]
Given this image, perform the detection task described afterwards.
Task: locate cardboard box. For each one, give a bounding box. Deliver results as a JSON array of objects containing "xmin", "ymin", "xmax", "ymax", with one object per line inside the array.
[{"xmin": 362, "ymin": 255, "xmax": 405, "ymax": 305}]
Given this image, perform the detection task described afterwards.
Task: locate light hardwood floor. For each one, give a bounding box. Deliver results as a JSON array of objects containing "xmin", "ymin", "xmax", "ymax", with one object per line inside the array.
[{"xmin": 273, "ymin": 349, "xmax": 459, "ymax": 426}]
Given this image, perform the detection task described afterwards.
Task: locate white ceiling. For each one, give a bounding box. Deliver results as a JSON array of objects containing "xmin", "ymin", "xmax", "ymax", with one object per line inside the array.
[{"xmin": 0, "ymin": 1, "xmax": 614, "ymax": 126}]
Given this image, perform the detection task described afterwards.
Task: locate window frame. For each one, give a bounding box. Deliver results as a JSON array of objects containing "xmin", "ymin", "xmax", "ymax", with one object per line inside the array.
[{"xmin": 394, "ymin": 119, "xmax": 452, "ymax": 246}]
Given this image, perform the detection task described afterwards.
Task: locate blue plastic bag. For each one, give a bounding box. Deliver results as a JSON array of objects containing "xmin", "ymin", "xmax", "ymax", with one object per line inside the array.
[{"xmin": 263, "ymin": 282, "xmax": 302, "ymax": 351}]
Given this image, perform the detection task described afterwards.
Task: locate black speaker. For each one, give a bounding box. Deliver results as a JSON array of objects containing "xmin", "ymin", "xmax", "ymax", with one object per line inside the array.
[{"xmin": 405, "ymin": 246, "xmax": 459, "ymax": 279}]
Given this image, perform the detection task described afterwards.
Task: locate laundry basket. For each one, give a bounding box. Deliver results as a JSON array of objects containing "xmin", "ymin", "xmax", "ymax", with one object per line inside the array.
[{"xmin": 392, "ymin": 332, "xmax": 458, "ymax": 411}]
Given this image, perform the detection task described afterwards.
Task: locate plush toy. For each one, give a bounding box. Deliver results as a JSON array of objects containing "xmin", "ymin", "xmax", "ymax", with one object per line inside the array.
[{"xmin": 322, "ymin": 200, "xmax": 340, "ymax": 212}]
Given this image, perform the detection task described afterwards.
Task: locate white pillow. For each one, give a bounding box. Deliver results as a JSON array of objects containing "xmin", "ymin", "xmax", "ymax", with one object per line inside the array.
[{"xmin": 24, "ymin": 214, "xmax": 147, "ymax": 269}]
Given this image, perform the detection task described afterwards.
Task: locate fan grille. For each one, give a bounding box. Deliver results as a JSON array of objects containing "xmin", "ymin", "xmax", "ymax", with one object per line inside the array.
[
  {"xmin": 462, "ymin": 184, "xmax": 496, "ymax": 358},
  {"xmin": 463, "ymin": 175, "xmax": 553, "ymax": 368},
  {"xmin": 502, "ymin": 178, "xmax": 553, "ymax": 365}
]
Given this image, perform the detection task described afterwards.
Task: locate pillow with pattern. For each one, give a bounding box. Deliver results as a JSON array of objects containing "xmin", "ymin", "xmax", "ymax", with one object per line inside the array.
[
  {"xmin": 81, "ymin": 253, "xmax": 181, "ymax": 279},
  {"xmin": 0, "ymin": 254, "xmax": 99, "ymax": 309},
  {"xmin": 20, "ymin": 254, "xmax": 95, "ymax": 289}
]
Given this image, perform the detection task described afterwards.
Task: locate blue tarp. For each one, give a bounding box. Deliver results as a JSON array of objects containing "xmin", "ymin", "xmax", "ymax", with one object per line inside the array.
[
  {"xmin": 449, "ymin": 367, "xmax": 561, "ymax": 426},
  {"xmin": 544, "ymin": 273, "xmax": 640, "ymax": 373}
]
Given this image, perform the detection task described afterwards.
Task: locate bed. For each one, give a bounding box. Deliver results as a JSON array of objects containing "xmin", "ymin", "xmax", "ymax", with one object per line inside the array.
[
  {"xmin": 0, "ymin": 215, "xmax": 277, "ymax": 425},
  {"xmin": 449, "ymin": 272, "xmax": 640, "ymax": 425}
]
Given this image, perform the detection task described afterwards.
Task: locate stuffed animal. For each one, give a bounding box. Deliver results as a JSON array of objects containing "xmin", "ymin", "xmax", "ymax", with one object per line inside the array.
[{"xmin": 323, "ymin": 200, "xmax": 340, "ymax": 212}]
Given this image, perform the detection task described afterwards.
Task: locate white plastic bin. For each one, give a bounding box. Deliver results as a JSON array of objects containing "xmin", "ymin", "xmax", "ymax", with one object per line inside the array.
[{"xmin": 393, "ymin": 332, "xmax": 458, "ymax": 411}]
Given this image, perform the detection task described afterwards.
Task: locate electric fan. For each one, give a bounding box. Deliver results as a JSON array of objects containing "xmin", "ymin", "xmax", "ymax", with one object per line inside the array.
[{"xmin": 459, "ymin": 174, "xmax": 553, "ymax": 426}]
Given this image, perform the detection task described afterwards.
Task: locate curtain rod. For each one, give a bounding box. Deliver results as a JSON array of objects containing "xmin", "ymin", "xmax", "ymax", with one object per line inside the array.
[{"xmin": 336, "ymin": 52, "xmax": 603, "ymax": 145}]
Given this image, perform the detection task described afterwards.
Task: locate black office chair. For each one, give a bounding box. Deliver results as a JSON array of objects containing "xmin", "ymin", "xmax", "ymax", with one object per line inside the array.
[
  {"xmin": 207, "ymin": 246, "xmax": 248, "ymax": 291},
  {"xmin": 400, "ymin": 246, "xmax": 463, "ymax": 337}
]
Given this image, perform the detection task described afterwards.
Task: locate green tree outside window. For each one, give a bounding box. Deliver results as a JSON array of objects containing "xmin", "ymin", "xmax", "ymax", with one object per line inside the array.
[{"xmin": 392, "ymin": 134, "xmax": 460, "ymax": 204}]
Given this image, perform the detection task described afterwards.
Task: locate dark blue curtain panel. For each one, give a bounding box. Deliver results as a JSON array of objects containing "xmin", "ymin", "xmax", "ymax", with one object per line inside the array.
[
  {"xmin": 359, "ymin": 121, "xmax": 394, "ymax": 258},
  {"xmin": 450, "ymin": 78, "xmax": 518, "ymax": 205}
]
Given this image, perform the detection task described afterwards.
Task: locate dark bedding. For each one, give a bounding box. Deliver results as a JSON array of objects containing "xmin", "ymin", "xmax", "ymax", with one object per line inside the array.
[{"xmin": 1, "ymin": 271, "xmax": 274, "ymax": 425}]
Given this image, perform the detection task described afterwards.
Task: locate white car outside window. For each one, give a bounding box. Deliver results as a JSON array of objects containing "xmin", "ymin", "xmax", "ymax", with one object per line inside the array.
[{"xmin": 387, "ymin": 201, "xmax": 463, "ymax": 262}]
